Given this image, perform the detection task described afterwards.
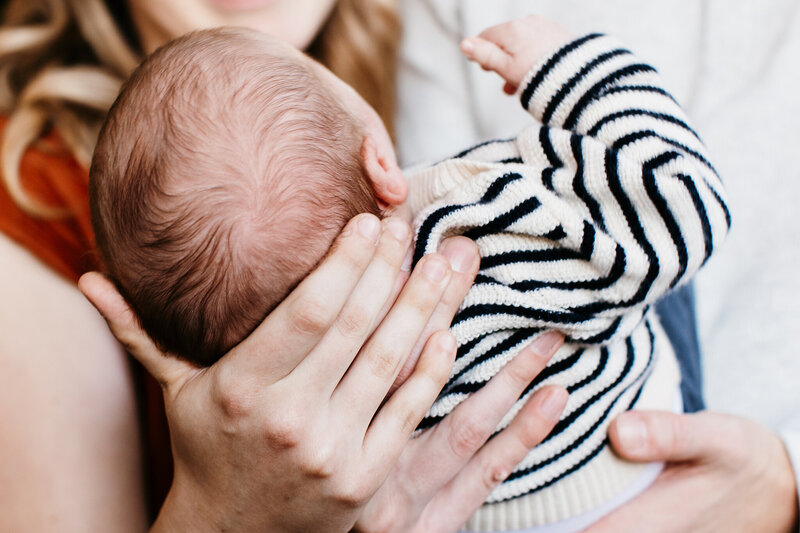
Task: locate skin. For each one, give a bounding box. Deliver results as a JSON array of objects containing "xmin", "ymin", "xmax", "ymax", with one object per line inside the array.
[
  {"xmin": 1, "ymin": 5, "xmax": 570, "ymax": 532},
  {"xmin": 4, "ymin": 3, "xmax": 791, "ymax": 529},
  {"xmin": 126, "ymin": 0, "xmax": 339, "ymax": 53},
  {"xmin": 585, "ymin": 411, "xmax": 799, "ymax": 533},
  {"xmin": 464, "ymin": 15, "xmax": 799, "ymax": 533},
  {"xmin": 81, "ymin": 32, "xmax": 572, "ymax": 532},
  {"xmin": 80, "ymin": 224, "xmax": 569, "ymax": 532},
  {"xmin": 0, "ymin": 235, "xmax": 147, "ymax": 532}
]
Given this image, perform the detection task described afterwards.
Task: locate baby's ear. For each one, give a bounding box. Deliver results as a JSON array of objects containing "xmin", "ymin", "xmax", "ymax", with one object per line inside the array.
[{"xmin": 361, "ymin": 136, "xmax": 407, "ymax": 206}]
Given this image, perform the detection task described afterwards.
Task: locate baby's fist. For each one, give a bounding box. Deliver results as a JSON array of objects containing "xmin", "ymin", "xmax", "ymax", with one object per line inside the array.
[{"xmin": 461, "ymin": 15, "xmax": 573, "ymax": 94}]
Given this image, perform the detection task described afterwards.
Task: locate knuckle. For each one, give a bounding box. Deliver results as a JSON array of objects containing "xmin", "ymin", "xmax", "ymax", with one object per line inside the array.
[
  {"xmin": 448, "ymin": 415, "xmax": 490, "ymax": 459},
  {"xmin": 339, "ymin": 230, "xmax": 376, "ymax": 264},
  {"xmin": 394, "ymin": 396, "xmax": 423, "ymax": 436},
  {"xmin": 212, "ymin": 368, "xmax": 257, "ymax": 421},
  {"xmin": 262, "ymin": 409, "xmax": 304, "ymax": 449},
  {"xmin": 404, "ymin": 285, "xmax": 439, "ymax": 317},
  {"xmin": 667, "ymin": 414, "xmax": 689, "ymax": 449},
  {"xmin": 366, "ymin": 340, "xmax": 401, "ymax": 381},
  {"xmin": 299, "ymin": 443, "xmax": 336, "ymax": 479},
  {"xmin": 502, "ymin": 357, "xmax": 533, "ymax": 389},
  {"xmin": 332, "ymin": 478, "xmax": 372, "ymax": 509},
  {"xmin": 290, "ymin": 296, "xmax": 333, "ymax": 336},
  {"xmin": 374, "ymin": 238, "xmax": 405, "ymax": 271},
  {"xmin": 488, "ymin": 47, "xmax": 505, "ymax": 67},
  {"xmin": 422, "ymin": 340, "xmax": 455, "ymax": 384},
  {"xmin": 335, "ymin": 303, "xmax": 371, "ymax": 340}
]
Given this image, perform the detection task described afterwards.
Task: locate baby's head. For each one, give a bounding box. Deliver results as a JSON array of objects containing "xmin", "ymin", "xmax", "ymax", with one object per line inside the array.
[{"xmin": 91, "ymin": 27, "xmax": 404, "ymax": 365}]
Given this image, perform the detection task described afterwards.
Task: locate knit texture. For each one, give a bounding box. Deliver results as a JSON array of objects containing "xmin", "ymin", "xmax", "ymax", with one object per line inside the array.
[{"xmin": 406, "ymin": 34, "xmax": 730, "ymax": 530}]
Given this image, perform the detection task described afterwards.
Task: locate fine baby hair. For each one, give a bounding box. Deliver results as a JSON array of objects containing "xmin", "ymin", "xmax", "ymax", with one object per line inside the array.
[{"xmin": 91, "ymin": 27, "xmax": 380, "ymax": 365}]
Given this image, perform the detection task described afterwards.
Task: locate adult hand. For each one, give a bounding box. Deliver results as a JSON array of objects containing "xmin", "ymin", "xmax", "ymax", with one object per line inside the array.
[
  {"xmin": 355, "ymin": 332, "xmax": 567, "ymax": 533},
  {"xmin": 80, "ymin": 214, "xmax": 470, "ymax": 533},
  {"xmin": 585, "ymin": 410, "xmax": 799, "ymax": 533}
]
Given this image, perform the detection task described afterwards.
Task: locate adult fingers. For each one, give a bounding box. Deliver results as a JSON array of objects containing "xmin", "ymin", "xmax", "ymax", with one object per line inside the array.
[
  {"xmin": 401, "ymin": 332, "xmax": 564, "ymax": 498},
  {"xmin": 226, "ymin": 213, "xmax": 381, "ymax": 380},
  {"xmin": 425, "ymin": 386, "xmax": 568, "ymax": 529},
  {"xmin": 296, "ymin": 216, "xmax": 412, "ymax": 394},
  {"xmin": 78, "ymin": 271, "xmax": 195, "ymax": 389},
  {"xmin": 608, "ymin": 410, "xmax": 733, "ymax": 464},
  {"xmin": 334, "ymin": 253, "xmax": 452, "ymax": 422},
  {"xmin": 391, "ymin": 237, "xmax": 480, "ymax": 393},
  {"xmin": 363, "ymin": 330, "xmax": 457, "ymax": 466}
]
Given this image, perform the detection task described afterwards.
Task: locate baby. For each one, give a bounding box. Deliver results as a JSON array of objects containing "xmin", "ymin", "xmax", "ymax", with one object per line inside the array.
[{"xmin": 90, "ymin": 19, "xmax": 729, "ymax": 533}]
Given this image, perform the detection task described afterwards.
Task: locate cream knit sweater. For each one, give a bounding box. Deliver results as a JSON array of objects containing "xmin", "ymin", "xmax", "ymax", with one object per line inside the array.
[{"xmin": 406, "ymin": 34, "xmax": 730, "ymax": 530}]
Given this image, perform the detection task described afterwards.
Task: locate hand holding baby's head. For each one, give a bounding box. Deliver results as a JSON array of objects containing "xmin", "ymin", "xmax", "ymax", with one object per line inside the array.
[{"xmin": 91, "ymin": 28, "xmax": 398, "ymax": 365}]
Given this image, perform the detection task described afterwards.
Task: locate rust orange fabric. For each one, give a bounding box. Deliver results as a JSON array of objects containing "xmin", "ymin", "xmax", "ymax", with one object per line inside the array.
[
  {"xmin": 0, "ymin": 117, "xmax": 98, "ymax": 281},
  {"xmin": 0, "ymin": 118, "xmax": 172, "ymax": 518}
]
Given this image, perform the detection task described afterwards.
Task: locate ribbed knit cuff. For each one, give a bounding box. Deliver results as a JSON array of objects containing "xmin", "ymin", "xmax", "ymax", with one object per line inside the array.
[{"xmin": 518, "ymin": 34, "xmax": 655, "ymax": 133}]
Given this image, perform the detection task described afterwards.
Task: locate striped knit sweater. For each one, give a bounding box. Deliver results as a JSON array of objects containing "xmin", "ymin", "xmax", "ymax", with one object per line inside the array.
[{"xmin": 406, "ymin": 34, "xmax": 730, "ymax": 530}]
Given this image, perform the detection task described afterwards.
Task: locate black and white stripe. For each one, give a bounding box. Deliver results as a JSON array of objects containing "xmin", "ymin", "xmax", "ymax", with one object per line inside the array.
[{"xmin": 408, "ymin": 34, "xmax": 730, "ymax": 503}]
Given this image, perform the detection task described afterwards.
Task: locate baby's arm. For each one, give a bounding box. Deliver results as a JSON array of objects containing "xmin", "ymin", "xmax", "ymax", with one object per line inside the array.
[{"xmin": 451, "ymin": 16, "xmax": 730, "ymax": 343}]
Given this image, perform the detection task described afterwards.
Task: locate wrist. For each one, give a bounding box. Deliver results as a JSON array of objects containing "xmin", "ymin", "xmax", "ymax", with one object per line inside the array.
[{"xmin": 150, "ymin": 474, "xmax": 236, "ymax": 533}]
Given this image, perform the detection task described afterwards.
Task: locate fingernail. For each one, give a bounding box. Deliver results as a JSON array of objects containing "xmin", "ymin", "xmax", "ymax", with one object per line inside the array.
[
  {"xmin": 540, "ymin": 388, "xmax": 568, "ymax": 422},
  {"xmin": 438, "ymin": 332, "xmax": 456, "ymax": 353},
  {"xmin": 439, "ymin": 239, "xmax": 477, "ymax": 273},
  {"xmin": 400, "ymin": 246, "xmax": 414, "ymax": 272},
  {"xmin": 358, "ymin": 215, "xmax": 380, "ymax": 242},
  {"xmin": 422, "ymin": 256, "xmax": 448, "ymax": 283},
  {"xmin": 461, "ymin": 38, "xmax": 475, "ymax": 54},
  {"xmin": 532, "ymin": 331, "xmax": 564, "ymax": 357},
  {"xmin": 615, "ymin": 414, "xmax": 647, "ymax": 453},
  {"xmin": 385, "ymin": 218, "xmax": 409, "ymax": 241}
]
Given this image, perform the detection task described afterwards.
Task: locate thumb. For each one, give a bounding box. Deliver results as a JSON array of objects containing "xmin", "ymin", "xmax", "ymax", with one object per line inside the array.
[
  {"xmin": 78, "ymin": 271, "xmax": 195, "ymax": 389},
  {"xmin": 608, "ymin": 410, "xmax": 726, "ymax": 463}
]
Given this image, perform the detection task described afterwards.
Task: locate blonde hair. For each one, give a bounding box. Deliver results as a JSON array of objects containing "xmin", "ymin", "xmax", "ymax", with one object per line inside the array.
[{"xmin": 0, "ymin": 0, "xmax": 400, "ymax": 218}]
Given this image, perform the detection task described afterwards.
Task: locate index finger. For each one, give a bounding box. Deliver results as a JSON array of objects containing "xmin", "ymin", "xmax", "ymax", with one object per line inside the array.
[
  {"xmin": 393, "ymin": 332, "xmax": 564, "ymax": 498},
  {"xmin": 78, "ymin": 271, "xmax": 196, "ymax": 389},
  {"xmin": 226, "ymin": 214, "xmax": 381, "ymax": 380}
]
